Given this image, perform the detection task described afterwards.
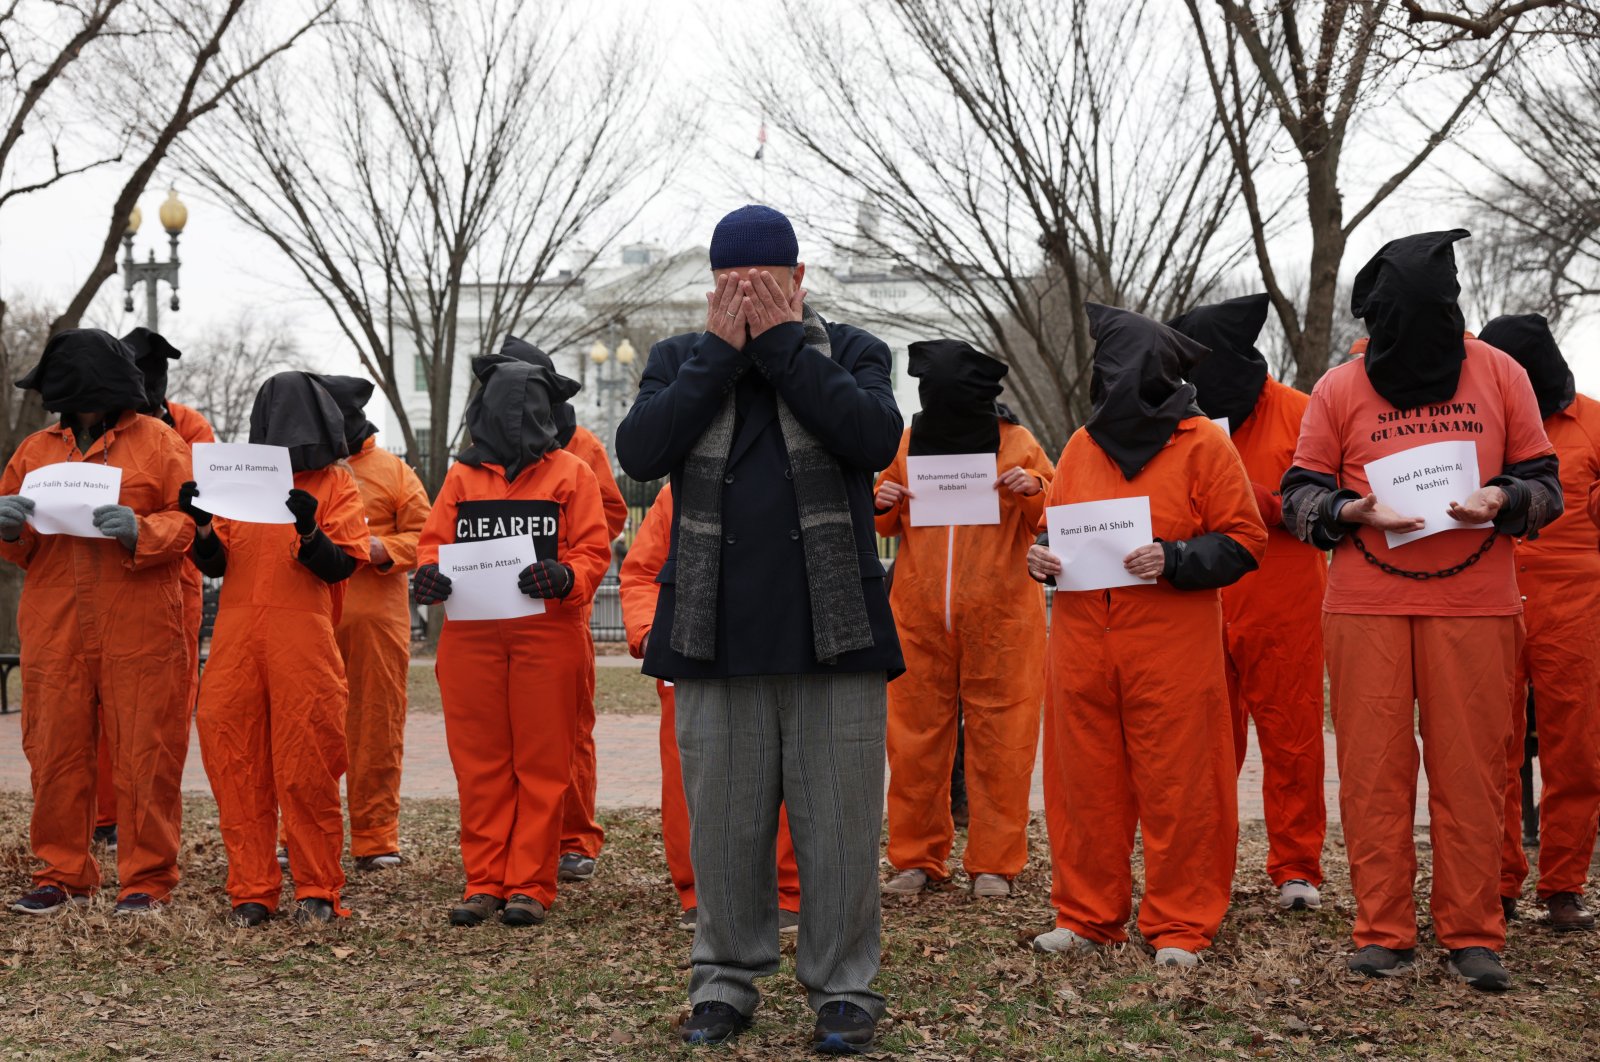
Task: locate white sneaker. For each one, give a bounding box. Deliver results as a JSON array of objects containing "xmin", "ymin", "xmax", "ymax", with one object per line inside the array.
[
  {"xmin": 882, "ymin": 868, "xmax": 930, "ymax": 895},
  {"xmin": 1030, "ymin": 927, "xmax": 1100, "ymax": 954},
  {"xmin": 971, "ymin": 874, "xmax": 1010, "ymax": 898},
  {"xmin": 1154, "ymin": 947, "xmax": 1200, "ymax": 968},
  {"xmin": 1278, "ymin": 879, "xmax": 1322, "ymax": 911}
]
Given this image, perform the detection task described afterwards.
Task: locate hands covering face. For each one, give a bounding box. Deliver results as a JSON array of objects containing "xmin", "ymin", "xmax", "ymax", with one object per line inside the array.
[{"xmin": 704, "ymin": 270, "xmax": 805, "ymax": 350}]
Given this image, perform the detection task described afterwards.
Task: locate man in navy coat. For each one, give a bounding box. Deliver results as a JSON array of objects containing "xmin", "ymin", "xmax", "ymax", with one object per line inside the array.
[{"xmin": 616, "ymin": 205, "xmax": 903, "ymax": 1054}]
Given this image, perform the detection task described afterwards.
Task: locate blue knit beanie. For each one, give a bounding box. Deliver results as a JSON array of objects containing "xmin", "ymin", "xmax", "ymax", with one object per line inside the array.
[{"xmin": 709, "ymin": 205, "xmax": 799, "ymax": 270}]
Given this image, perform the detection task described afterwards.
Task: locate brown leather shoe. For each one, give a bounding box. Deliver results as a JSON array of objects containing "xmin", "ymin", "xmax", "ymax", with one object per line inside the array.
[
  {"xmin": 1544, "ymin": 892, "xmax": 1595, "ymax": 932},
  {"xmin": 501, "ymin": 894, "xmax": 546, "ymax": 927}
]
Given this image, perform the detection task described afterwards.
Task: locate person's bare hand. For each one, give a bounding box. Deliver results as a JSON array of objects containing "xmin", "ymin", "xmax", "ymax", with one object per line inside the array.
[
  {"xmin": 369, "ymin": 535, "xmax": 391, "ymax": 567},
  {"xmin": 1447, "ymin": 486, "xmax": 1507, "ymax": 525},
  {"xmin": 1123, "ymin": 543, "xmax": 1165, "ymax": 580},
  {"xmin": 1026, "ymin": 543, "xmax": 1061, "ymax": 583},
  {"xmin": 997, "ymin": 467, "xmax": 1040, "ymax": 497},
  {"xmin": 876, "ymin": 480, "xmax": 913, "ymax": 510},
  {"xmin": 1339, "ymin": 493, "xmax": 1426, "ymax": 533},
  {"xmin": 742, "ymin": 270, "xmax": 804, "ymax": 340},
  {"xmin": 704, "ymin": 271, "xmax": 746, "ymax": 350}
]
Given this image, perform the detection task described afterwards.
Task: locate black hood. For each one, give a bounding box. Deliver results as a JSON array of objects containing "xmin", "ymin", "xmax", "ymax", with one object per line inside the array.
[
  {"xmin": 1351, "ymin": 229, "xmax": 1470, "ymax": 410},
  {"xmin": 1083, "ymin": 303, "xmax": 1206, "ymax": 480},
  {"xmin": 1480, "ymin": 313, "xmax": 1574, "ymax": 420},
  {"xmin": 311, "ymin": 373, "xmax": 380, "ymax": 448},
  {"xmin": 17, "ymin": 328, "xmax": 148, "ymax": 415},
  {"xmin": 458, "ymin": 356, "xmax": 582, "ymax": 481},
  {"xmin": 492, "ymin": 335, "xmax": 578, "ymax": 447},
  {"xmin": 906, "ymin": 338, "xmax": 1007, "ymax": 456},
  {"xmin": 248, "ymin": 371, "xmax": 349, "ymax": 473},
  {"xmin": 1167, "ymin": 293, "xmax": 1271, "ymax": 429},
  {"xmin": 121, "ymin": 327, "xmax": 180, "ymax": 417}
]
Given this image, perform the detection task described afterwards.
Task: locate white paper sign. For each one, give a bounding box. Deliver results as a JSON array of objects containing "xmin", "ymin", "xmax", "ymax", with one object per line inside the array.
[
  {"xmin": 1211, "ymin": 416, "xmax": 1231, "ymax": 436},
  {"xmin": 21, "ymin": 463, "xmax": 123, "ymax": 537},
  {"xmin": 1363, "ymin": 440, "xmax": 1490, "ymax": 548},
  {"xmin": 1045, "ymin": 497, "xmax": 1156, "ymax": 591},
  {"xmin": 906, "ymin": 453, "xmax": 1000, "ymax": 527},
  {"xmin": 192, "ymin": 443, "xmax": 294, "ymax": 524},
  {"xmin": 439, "ymin": 535, "xmax": 544, "ymax": 621}
]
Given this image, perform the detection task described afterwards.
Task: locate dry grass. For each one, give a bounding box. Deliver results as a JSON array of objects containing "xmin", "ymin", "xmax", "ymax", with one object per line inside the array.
[
  {"xmin": 405, "ymin": 662, "xmax": 658, "ymax": 717},
  {"xmin": 0, "ymin": 794, "xmax": 1596, "ymax": 1060}
]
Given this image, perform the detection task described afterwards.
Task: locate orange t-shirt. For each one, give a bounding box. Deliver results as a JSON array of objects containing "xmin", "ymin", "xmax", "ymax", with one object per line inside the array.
[
  {"xmin": 1292, "ymin": 336, "xmax": 1553, "ymax": 616},
  {"xmin": 1513, "ymin": 393, "xmax": 1600, "ymax": 561}
]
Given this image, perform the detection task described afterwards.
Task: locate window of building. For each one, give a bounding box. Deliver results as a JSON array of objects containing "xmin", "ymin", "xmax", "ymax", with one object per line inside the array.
[
  {"xmin": 413, "ymin": 427, "xmax": 431, "ymax": 469},
  {"xmin": 414, "ymin": 354, "xmax": 429, "ymax": 393}
]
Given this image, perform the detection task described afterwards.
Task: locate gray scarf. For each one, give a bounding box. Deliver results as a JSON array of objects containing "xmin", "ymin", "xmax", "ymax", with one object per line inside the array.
[{"xmin": 672, "ymin": 306, "xmax": 874, "ymax": 663}]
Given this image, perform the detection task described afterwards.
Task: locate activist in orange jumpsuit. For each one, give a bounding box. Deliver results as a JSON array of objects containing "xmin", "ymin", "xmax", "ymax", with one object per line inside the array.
[
  {"xmin": 1479, "ymin": 314, "xmax": 1600, "ymax": 933},
  {"xmin": 189, "ymin": 372, "xmax": 370, "ymax": 926},
  {"xmin": 0, "ymin": 330, "xmax": 194, "ymax": 915},
  {"xmin": 492, "ymin": 336, "xmax": 625, "ymax": 881},
  {"xmin": 873, "ymin": 340, "xmax": 1051, "ymax": 898},
  {"xmin": 414, "ymin": 355, "xmax": 612, "ymax": 928},
  {"xmin": 315, "ymin": 375, "xmax": 431, "ymax": 870},
  {"xmin": 1028, "ymin": 305, "xmax": 1267, "ymax": 966},
  {"xmin": 91, "ymin": 328, "xmax": 217, "ymax": 851},
  {"xmin": 1169, "ymin": 295, "xmax": 1328, "ymax": 910},
  {"xmin": 620, "ymin": 485, "xmax": 801, "ymax": 930},
  {"xmin": 1282, "ymin": 230, "xmax": 1560, "ymax": 990}
]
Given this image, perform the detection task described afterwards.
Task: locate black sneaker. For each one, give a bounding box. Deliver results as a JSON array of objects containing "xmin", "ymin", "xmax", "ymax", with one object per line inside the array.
[
  {"xmin": 10, "ymin": 885, "xmax": 88, "ymax": 915},
  {"xmin": 113, "ymin": 893, "xmax": 163, "ymax": 915},
  {"xmin": 1502, "ymin": 895, "xmax": 1518, "ymax": 922},
  {"xmin": 812, "ymin": 1000, "xmax": 876, "ymax": 1054},
  {"xmin": 230, "ymin": 903, "xmax": 271, "ymax": 927},
  {"xmin": 93, "ymin": 824, "xmax": 118, "ymax": 852},
  {"xmin": 1347, "ymin": 945, "xmax": 1416, "ymax": 978},
  {"xmin": 354, "ymin": 853, "xmax": 402, "ymax": 872},
  {"xmin": 558, "ymin": 852, "xmax": 596, "ymax": 882},
  {"xmin": 677, "ymin": 907, "xmax": 698, "ymax": 932},
  {"xmin": 1448, "ymin": 947, "xmax": 1511, "ymax": 991},
  {"xmin": 294, "ymin": 898, "xmax": 336, "ymax": 924},
  {"xmin": 679, "ymin": 1001, "xmax": 749, "ymax": 1046}
]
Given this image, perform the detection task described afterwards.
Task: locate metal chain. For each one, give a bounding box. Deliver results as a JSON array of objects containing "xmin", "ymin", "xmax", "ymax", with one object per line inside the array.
[{"xmin": 1350, "ymin": 529, "xmax": 1499, "ymax": 580}]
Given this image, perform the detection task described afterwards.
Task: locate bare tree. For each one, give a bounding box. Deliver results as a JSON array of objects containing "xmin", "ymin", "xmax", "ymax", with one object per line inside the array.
[
  {"xmin": 1398, "ymin": 0, "xmax": 1598, "ymax": 40},
  {"xmin": 179, "ymin": 0, "xmax": 689, "ymax": 493},
  {"xmin": 170, "ymin": 311, "xmax": 314, "ymax": 442},
  {"xmin": 742, "ymin": 0, "xmax": 1266, "ymax": 450}
]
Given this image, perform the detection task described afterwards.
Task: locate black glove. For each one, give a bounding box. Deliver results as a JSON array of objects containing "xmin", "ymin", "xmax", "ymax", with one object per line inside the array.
[
  {"xmin": 285, "ymin": 489, "xmax": 319, "ymax": 535},
  {"xmin": 518, "ymin": 559, "xmax": 574, "ymax": 600},
  {"xmin": 178, "ymin": 481, "xmax": 212, "ymax": 527},
  {"xmin": 412, "ymin": 563, "xmax": 453, "ymax": 605}
]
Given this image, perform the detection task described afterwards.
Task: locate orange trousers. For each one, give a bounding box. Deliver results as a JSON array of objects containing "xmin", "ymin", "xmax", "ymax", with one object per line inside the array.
[
  {"xmin": 658, "ymin": 681, "xmax": 799, "ymax": 912},
  {"xmin": 559, "ymin": 623, "xmax": 603, "ymax": 859},
  {"xmin": 1043, "ymin": 600, "xmax": 1238, "ymax": 953},
  {"xmin": 337, "ymin": 613, "xmax": 410, "ymax": 857},
  {"xmin": 887, "ymin": 622, "xmax": 1041, "ymax": 879},
  {"xmin": 1500, "ymin": 556, "xmax": 1600, "ymax": 900},
  {"xmin": 1325, "ymin": 613, "xmax": 1519, "ymax": 951},
  {"xmin": 438, "ymin": 614, "xmax": 584, "ymax": 908},
  {"xmin": 197, "ymin": 607, "xmax": 350, "ymax": 912}
]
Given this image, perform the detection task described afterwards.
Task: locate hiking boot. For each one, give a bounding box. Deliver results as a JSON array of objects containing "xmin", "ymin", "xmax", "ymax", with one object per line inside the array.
[
  {"xmin": 449, "ymin": 893, "xmax": 503, "ymax": 927},
  {"xmin": 1155, "ymin": 947, "xmax": 1200, "ymax": 968},
  {"xmin": 1347, "ymin": 945, "xmax": 1415, "ymax": 978},
  {"xmin": 354, "ymin": 853, "xmax": 402, "ymax": 872},
  {"xmin": 779, "ymin": 908, "xmax": 800, "ymax": 935},
  {"xmin": 677, "ymin": 907, "xmax": 698, "ymax": 932},
  {"xmin": 501, "ymin": 894, "xmax": 546, "ymax": 927},
  {"xmin": 882, "ymin": 868, "xmax": 931, "ymax": 895},
  {"xmin": 1502, "ymin": 895, "xmax": 1519, "ymax": 923},
  {"xmin": 10, "ymin": 884, "xmax": 88, "ymax": 915},
  {"xmin": 1544, "ymin": 892, "xmax": 1595, "ymax": 932},
  {"xmin": 558, "ymin": 852, "xmax": 596, "ymax": 882},
  {"xmin": 294, "ymin": 898, "xmax": 336, "ymax": 924},
  {"xmin": 230, "ymin": 903, "xmax": 271, "ymax": 927},
  {"xmin": 679, "ymin": 1000, "xmax": 749, "ymax": 1046},
  {"xmin": 113, "ymin": 893, "xmax": 163, "ymax": 916},
  {"xmin": 812, "ymin": 1000, "xmax": 876, "ymax": 1054},
  {"xmin": 1031, "ymin": 927, "xmax": 1100, "ymax": 954},
  {"xmin": 1448, "ymin": 947, "xmax": 1511, "ymax": 991},
  {"xmin": 971, "ymin": 874, "xmax": 1010, "ymax": 899},
  {"xmin": 93, "ymin": 824, "xmax": 118, "ymax": 852},
  {"xmin": 1278, "ymin": 879, "xmax": 1321, "ymax": 911}
]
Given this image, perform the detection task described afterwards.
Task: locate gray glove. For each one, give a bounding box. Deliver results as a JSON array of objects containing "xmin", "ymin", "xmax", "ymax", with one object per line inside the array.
[
  {"xmin": 0, "ymin": 496, "xmax": 35, "ymax": 542},
  {"xmin": 92, "ymin": 504, "xmax": 139, "ymax": 551}
]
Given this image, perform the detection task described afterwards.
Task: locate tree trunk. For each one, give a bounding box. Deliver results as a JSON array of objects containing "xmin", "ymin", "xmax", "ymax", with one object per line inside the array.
[{"xmin": 1292, "ymin": 171, "xmax": 1349, "ymax": 391}]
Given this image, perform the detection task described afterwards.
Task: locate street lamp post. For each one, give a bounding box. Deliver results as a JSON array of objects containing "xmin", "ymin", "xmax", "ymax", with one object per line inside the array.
[
  {"xmin": 587, "ymin": 335, "xmax": 636, "ymax": 462},
  {"xmin": 122, "ymin": 188, "xmax": 189, "ymax": 331}
]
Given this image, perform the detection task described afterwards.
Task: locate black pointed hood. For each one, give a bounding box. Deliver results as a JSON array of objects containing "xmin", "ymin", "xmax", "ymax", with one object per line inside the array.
[
  {"xmin": 248, "ymin": 371, "xmax": 349, "ymax": 473},
  {"xmin": 1479, "ymin": 313, "xmax": 1574, "ymax": 420},
  {"xmin": 1351, "ymin": 229, "xmax": 1470, "ymax": 410},
  {"xmin": 458, "ymin": 355, "xmax": 581, "ymax": 481},
  {"xmin": 311, "ymin": 373, "xmax": 380, "ymax": 448},
  {"xmin": 906, "ymin": 338, "xmax": 1007, "ymax": 456},
  {"xmin": 492, "ymin": 335, "xmax": 578, "ymax": 447},
  {"xmin": 17, "ymin": 328, "xmax": 147, "ymax": 414},
  {"xmin": 1167, "ymin": 293, "xmax": 1271, "ymax": 429},
  {"xmin": 1083, "ymin": 303, "xmax": 1206, "ymax": 481},
  {"xmin": 121, "ymin": 327, "xmax": 180, "ymax": 417}
]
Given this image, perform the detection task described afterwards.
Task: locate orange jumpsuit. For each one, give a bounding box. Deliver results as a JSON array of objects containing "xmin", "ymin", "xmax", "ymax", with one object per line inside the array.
[
  {"xmin": 559, "ymin": 425, "xmax": 627, "ymax": 862},
  {"xmin": 1041, "ymin": 418, "xmax": 1267, "ymax": 951},
  {"xmin": 1218, "ymin": 379, "xmax": 1328, "ymax": 886},
  {"xmin": 619, "ymin": 485, "xmax": 800, "ymax": 913},
  {"xmin": 419, "ymin": 450, "xmax": 612, "ymax": 908},
  {"xmin": 874, "ymin": 422, "xmax": 1052, "ymax": 880},
  {"xmin": 0, "ymin": 413, "xmax": 194, "ymax": 902},
  {"xmin": 1501, "ymin": 392, "xmax": 1600, "ymax": 902},
  {"xmin": 96, "ymin": 400, "xmax": 214, "ymax": 831},
  {"xmin": 338, "ymin": 437, "xmax": 431, "ymax": 858},
  {"xmin": 196, "ymin": 467, "xmax": 369, "ymax": 913}
]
